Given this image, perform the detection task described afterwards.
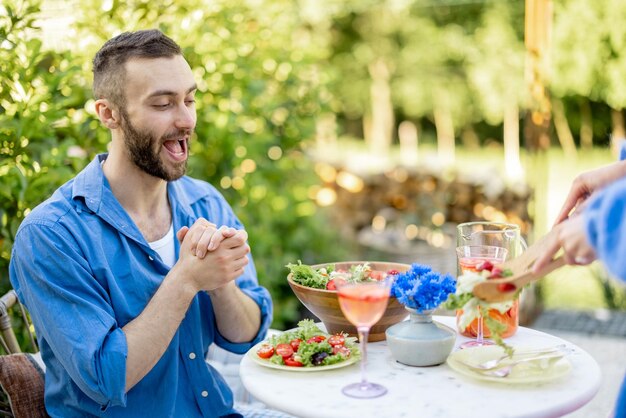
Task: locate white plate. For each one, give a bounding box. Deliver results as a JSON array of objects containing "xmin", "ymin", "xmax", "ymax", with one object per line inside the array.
[
  {"xmin": 246, "ymin": 341, "xmax": 359, "ymax": 372},
  {"xmin": 447, "ymin": 345, "xmax": 572, "ymax": 384}
]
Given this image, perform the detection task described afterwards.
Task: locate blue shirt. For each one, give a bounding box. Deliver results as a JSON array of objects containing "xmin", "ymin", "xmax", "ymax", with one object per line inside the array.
[
  {"xmin": 585, "ymin": 175, "xmax": 626, "ymax": 280},
  {"xmin": 9, "ymin": 154, "xmax": 273, "ymax": 417},
  {"xmin": 584, "ymin": 173, "xmax": 626, "ymax": 418}
]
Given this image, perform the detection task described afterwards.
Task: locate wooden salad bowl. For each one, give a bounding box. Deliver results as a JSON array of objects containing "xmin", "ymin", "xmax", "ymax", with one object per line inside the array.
[{"xmin": 287, "ymin": 261, "xmax": 411, "ymax": 342}]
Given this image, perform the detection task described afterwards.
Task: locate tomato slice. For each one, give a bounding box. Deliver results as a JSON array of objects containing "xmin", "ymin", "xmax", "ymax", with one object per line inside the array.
[
  {"xmin": 284, "ymin": 356, "xmax": 304, "ymax": 367},
  {"xmin": 256, "ymin": 344, "xmax": 274, "ymax": 359},
  {"xmin": 290, "ymin": 338, "xmax": 302, "ymax": 352},
  {"xmin": 306, "ymin": 335, "xmax": 327, "ymax": 344},
  {"xmin": 327, "ymin": 334, "xmax": 345, "ymax": 347},
  {"xmin": 275, "ymin": 343, "xmax": 294, "ymax": 358},
  {"xmin": 368, "ymin": 270, "xmax": 385, "ymax": 281},
  {"xmin": 326, "ymin": 279, "xmax": 337, "ymax": 290},
  {"xmin": 332, "ymin": 345, "xmax": 351, "ymax": 357}
]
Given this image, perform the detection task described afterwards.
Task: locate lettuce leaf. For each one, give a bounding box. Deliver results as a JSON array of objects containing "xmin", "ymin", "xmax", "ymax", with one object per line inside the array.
[{"xmin": 286, "ymin": 261, "xmax": 330, "ymax": 289}]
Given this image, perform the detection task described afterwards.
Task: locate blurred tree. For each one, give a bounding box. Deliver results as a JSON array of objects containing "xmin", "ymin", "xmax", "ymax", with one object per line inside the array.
[
  {"xmin": 0, "ymin": 0, "xmax": 101, "ymax": 295},
  {"xmin": 465, "ymin": 2, "xmax": 525, "ymax": 178},
  {"xmin": 550, "ymin": 0, "xmax": 626, "ymax": 153},
  {"xmin": 326, "ymin": 0, "xmax": 526, "ymax": 169}
]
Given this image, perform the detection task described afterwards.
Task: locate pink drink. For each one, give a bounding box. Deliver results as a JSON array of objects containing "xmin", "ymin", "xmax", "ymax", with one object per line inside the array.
[
  {"xmin": 458, "ymin": 257, "xmax": 500, "ymax": 273},
  {"xmin": 337, "ymin": 284, "xmax": 390, "ymax": 328}
]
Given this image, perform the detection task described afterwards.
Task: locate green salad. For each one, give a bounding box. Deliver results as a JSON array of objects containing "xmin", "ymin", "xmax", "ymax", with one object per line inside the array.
[
  {"xmin": 255, "ymin": 319, "xmax": 360, "ymax": 367},
  {"xmin": 286, "ymin": 261, "xmax": 393, "ymax": 290}
]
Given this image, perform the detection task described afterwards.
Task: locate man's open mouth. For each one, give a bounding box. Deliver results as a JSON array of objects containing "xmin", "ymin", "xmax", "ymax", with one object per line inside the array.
[{"xmin": 163, "ymin": 137, "xmax": 188, "ymax": 160}]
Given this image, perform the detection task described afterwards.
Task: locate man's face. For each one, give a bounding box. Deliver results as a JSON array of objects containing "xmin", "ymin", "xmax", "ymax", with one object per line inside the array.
[{"xmin": 118, "ymin": 55, "xmax": 197, "ymax": 181}]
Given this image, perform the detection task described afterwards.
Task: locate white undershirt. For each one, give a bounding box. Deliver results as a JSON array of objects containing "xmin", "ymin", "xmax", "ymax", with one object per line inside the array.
[{"xmin": 148, "ymin": 223, "xmax": 176, "ymax": 267}]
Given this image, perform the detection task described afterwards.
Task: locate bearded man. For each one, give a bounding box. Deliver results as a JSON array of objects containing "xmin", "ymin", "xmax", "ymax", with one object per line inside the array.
[{"xmin": 9, "ymin": 29, "xmax": 273, "ymax": 417}]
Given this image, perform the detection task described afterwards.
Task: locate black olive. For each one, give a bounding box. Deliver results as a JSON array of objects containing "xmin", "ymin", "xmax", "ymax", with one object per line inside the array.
[{"xmin": 311, "ymin": 351, "xmax": 329, "ymax": 366}]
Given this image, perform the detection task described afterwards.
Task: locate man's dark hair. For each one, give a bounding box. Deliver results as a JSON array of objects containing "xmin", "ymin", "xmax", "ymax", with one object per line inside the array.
[{"xmin": 92, "ymin": 29, "xmax": 182, "ymax": 108}]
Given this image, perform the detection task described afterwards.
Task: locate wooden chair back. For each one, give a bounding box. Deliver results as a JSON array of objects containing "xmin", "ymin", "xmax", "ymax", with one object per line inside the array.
[{"xmin": 0, "ymin": 290, "xmax": 37, "ymax": 355}]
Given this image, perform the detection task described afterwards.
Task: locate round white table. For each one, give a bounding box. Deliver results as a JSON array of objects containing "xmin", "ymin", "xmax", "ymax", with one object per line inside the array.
[{"xmin": 239, "ymin": 316, "xmax": 601, "ymax": 418}]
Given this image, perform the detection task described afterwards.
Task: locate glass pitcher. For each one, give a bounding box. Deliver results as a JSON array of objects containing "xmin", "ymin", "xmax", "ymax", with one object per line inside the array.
[{"xmin": 456, "ymin": 221, "xmax": 527, "ymax": 338}]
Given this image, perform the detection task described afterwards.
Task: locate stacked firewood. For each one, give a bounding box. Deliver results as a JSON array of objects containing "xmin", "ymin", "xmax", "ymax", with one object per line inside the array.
[{"xmin": 326, "ymin": 169, "xmax": 533, "ymax": 242}]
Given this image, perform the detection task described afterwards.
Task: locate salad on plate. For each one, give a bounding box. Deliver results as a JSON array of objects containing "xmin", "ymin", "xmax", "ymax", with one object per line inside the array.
[{"xmin": 254, "ymin": 319, "xmax": 360, "ymax": 368}]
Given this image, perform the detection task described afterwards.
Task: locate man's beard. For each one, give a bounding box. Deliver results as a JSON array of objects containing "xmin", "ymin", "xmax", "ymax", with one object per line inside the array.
[{"xmin": 119, "ymin": 109, "xmax": 189, "ymax": 181}]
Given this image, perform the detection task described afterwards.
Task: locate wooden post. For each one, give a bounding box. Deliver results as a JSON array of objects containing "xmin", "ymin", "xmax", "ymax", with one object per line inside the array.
[
  {"xmin": 524, "ymin": 0, "xmax": 553, "ymax": 152},
  {"xmin": 522, "ymin": 0, "xmax": 553, "ymax": 324}
]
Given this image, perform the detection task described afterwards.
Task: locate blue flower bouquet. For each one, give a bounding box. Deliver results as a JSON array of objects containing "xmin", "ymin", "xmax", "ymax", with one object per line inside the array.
[{"xmin": 391, "ymin": 263, "xmax": 456, "ymax": 313}]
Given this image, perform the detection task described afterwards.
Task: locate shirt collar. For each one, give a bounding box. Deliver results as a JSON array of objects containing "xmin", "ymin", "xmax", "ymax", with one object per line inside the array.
[
  {"xmin": 72, "ymin": 153, "xmax": 199, "ymax": 248},
  {"xmin": 71, "ymin": 153, "xmax": 146, "ymax": 245},
  {"xmin": 72, "ymin": 153, "xmax": 108, "ymax": 214}
]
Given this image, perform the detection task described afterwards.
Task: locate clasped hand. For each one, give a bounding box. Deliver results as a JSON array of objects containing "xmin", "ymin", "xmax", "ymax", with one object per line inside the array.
[{"xmin": 174, "ymin": 218, "xmax": 250, "ymax": 292}]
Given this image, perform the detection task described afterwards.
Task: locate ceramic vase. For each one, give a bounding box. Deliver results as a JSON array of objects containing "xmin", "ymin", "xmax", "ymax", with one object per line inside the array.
[{"xmin": 385, "ymin": 308, "xmax": 456, "ymax": 367}]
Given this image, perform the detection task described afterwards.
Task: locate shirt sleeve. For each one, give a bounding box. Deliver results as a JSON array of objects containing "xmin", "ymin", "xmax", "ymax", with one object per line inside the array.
[
  {"xmin": 9, "ymin": 220, "xmax": 128, "ymax": 409},
  {"xmin": 585, "ymin": 175, "xmax": 626, "ymax": 281}
]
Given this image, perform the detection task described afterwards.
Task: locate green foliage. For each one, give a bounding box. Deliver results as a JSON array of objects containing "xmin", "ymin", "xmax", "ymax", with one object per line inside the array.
[
  {"xmin": 0, "ymin": 0, "xmax": 350, "ymax": 331},
  {"xmin": 0, "ymin": 0, "xmax": 102, "ymax": 293}
]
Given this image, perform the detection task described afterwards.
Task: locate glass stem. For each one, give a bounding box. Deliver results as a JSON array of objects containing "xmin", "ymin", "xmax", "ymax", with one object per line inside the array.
[
  {"xmin": 476, "ymin": 306, "xmax": 484, "ymax": 344},
  {"xmin": 357, "ymin": 326, "xmax": 370, "ymax": 387}
]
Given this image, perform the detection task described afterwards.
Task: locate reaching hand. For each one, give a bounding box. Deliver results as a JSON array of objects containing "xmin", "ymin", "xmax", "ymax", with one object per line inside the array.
[
  {"xmin": 532, "ymin": 216, "xmax": 597, "ymax": 273},
  {"xmin": 176, "ymin": 218, "xmax": 237, "ymax": 258},
  {"xmin": 553, "ymin": 161, "xmax": 626, "ymax": 226}
]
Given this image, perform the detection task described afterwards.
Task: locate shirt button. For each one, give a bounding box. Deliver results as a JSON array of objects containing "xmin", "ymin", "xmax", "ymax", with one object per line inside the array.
[
  {"xmin": 148, "ymin": 255, "xmax": 154, "ymax": 261},
  {"xmin": 201, "ymin": 391, "xmax": 208, "ymax": 398},
  {"xmin": 189, "ymin": 352, "xmax": 196, "ymax": 360}
]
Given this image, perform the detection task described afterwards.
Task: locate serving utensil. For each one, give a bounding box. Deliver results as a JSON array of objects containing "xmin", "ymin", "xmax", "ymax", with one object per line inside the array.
[
  {"xmin": 472, "ymin": 228, "xmax": 567, "ymax": 303},
  {"xmin": 496, "ymin": 229, "xmax": 554, "ymax": 274},
  {"xmin": 473, "ymin": 256, "xmax": 566, "ymax": 303}
]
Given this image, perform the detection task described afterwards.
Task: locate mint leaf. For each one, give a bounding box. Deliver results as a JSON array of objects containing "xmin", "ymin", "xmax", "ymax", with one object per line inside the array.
[{"xmin": 443, "ymin": 292, "xmax": 473, "ymax": 310}]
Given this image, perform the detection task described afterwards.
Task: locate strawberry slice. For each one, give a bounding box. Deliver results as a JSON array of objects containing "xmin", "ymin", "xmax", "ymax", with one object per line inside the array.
[
  {"xmin": 497, "ymin": 283, "xmax": 517, "ymax": 293},
  {"xmin": 488, "ymin": 267, "xmax": 504, "ymax": 279},
  {"xmin": 476, "ymin": 261, "xmax": 494, "ymax": 272}
]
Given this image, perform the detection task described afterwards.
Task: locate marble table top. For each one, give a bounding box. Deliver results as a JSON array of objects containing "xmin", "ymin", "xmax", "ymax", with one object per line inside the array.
[{"xmin": 239, "ymin": 316, "xmax": 601, "ymax": 418}]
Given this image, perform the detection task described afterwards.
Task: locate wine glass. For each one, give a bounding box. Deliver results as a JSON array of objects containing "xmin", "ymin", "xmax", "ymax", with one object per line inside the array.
[
  {"xmin": 456, "ymin": 245, "xmax": 508, "ymax": 349},
  {"xmin": 335, "ymin": 277, "xmax": 393, "ymax": 398}
]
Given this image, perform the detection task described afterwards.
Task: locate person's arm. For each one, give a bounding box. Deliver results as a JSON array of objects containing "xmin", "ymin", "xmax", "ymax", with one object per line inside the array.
[
  {"xmin": 122, "ymin": 222, "xmax": 250, "ymax": 390},
  {"xmin": 583, "ymin": 175, "xmax": 626, "ymax": 281},
  {"xmin": 187, "ymin": 189, "xmax": 273, "ymax": 351},
  {"xmin": 533, "ymin": 175, "xmax": 626, "ymax": 280},
  {"xmin": 553, "ymin": 160, "xmax": 626, "ymax": 225},
  {"xmin": 174, "ymin": 222, "xmax": 261, "ymax": 342},
  {"xmin": 10, "ymin": 223, "xmax": 130, "ymax": 408},
  {"xmin": 532, "ymin": 215, "xmax": 596, "ymax": 272},
  {"xmin": 208, "ymin": 281, "xmax": 261, "ymax": 343}
]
